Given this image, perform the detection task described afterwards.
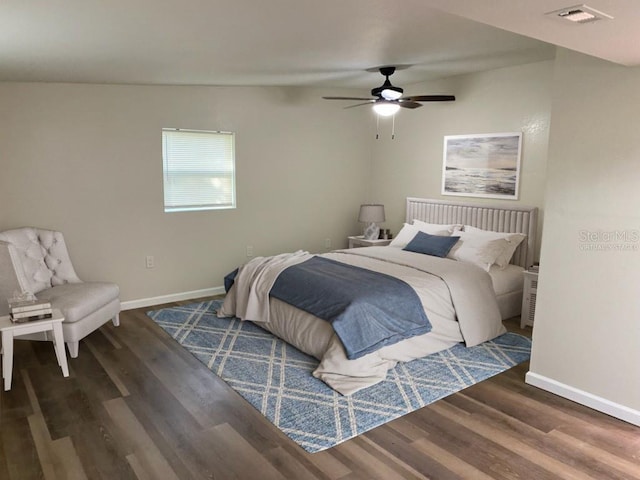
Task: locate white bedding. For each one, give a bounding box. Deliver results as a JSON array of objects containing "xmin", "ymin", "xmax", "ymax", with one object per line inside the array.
[
  {"xmin": 219, "ymin": 246, "xmax": 507, "ymax": 395},
  {"xmin": 489, "ymin": 264, "xmax": 525, "ymax": 319},
  {"xmin": 489, "ymin": 264, "xmax": 525, "ymax": 297}
]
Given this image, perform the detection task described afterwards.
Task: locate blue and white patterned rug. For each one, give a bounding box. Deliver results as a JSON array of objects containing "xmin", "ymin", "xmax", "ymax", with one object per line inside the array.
[{"xmin": 147, "ymin": 299, "xmax": 531, "ymax": 453}]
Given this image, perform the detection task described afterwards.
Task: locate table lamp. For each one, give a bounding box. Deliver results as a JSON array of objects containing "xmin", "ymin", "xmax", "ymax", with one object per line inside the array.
[{"xmin": 358, "ymin": 204, "xmax": 385, "ymax": 240}]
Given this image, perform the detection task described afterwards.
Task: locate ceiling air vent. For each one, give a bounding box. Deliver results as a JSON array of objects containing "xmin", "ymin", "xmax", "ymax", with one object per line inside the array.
[{"xmin": 546, "ymin": 4, "xmax": 613, "ymax": 24}]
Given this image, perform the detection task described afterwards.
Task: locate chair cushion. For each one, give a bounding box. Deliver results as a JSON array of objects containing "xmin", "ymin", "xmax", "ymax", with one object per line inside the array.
[{"xmin": 37, "ymin": 282, "xmax": 120, "ymax": 323}]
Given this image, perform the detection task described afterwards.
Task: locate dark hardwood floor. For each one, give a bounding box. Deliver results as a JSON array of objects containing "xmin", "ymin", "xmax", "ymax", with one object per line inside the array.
[{"xmin": 1, "ymin": 298, "xmax": 639, "ymax": 479}]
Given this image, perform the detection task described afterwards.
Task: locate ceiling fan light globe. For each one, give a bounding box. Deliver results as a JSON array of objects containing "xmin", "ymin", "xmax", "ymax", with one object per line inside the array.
[
  {"xmin": 372, "ymin": 102, "xmax": 400, "ymax": 116},
  {"xmin": 381, "ymin": 87, "xmax": 403, "ymax": 100}
]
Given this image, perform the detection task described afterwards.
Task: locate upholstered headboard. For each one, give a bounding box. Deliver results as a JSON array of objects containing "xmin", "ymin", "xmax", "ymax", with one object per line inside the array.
[{"xmin": 406, "ymin": 197, "xmax": 538, "ymax": 269}]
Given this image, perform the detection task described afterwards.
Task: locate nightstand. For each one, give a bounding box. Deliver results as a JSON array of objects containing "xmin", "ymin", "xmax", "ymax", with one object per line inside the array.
[
  {"xmin": 347, "ymin": 236, "xmax": 392, "ymax": 248},
  {"xmin": 521, "ymin": 269, "xmax": 539, "ymax": 329}
]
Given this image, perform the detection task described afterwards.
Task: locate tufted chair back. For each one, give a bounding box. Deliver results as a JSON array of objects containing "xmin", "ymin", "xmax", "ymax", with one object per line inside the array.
[{"xmin": 0, "ymin": 227, "xmax": 81, "ymax": 295}]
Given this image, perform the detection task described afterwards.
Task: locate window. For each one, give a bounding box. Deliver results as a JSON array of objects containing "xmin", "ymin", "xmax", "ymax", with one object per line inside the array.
[{"xmin": 162, "ymin": 128, "xmax": 236, "ymax": 212}]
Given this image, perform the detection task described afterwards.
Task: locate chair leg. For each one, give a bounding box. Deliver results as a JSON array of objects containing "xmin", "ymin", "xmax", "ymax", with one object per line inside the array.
[
  {"xmin": 67, "ymin": 341, "xmax": 79, "ymax": 358},
  {"xmin": 112, "ymin": 313, "xmax": 120, "ymax": 327}
]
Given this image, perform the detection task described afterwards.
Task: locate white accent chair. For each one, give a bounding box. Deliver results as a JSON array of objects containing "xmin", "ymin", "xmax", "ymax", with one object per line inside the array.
[{"xmin": 0, "ymin": 227, "xmax": 120, "ymax": 358}]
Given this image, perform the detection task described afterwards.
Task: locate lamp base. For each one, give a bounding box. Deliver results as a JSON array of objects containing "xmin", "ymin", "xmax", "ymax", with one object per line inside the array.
[{"xmin": 363, "ymin": 222, "xmax": 380, "ymax": 240}]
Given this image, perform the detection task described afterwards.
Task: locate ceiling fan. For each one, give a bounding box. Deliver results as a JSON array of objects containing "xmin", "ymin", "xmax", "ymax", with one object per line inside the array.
[{"xmin": 323, "ymin": 66, "xmax": 455, "ymax": 116}]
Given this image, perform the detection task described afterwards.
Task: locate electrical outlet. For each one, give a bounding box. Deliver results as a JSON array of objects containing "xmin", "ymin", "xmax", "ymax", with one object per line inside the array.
[
  {"xmin": 246, "ymin": 245, "xmax": 254, "ymax": 257},
  {"xmin": 324, "ymin": 238, "xmax": 332, "ymax": 248},
  {"xmin": 145, "ymin": 255, "xmax": 155, "ymax": 268}
]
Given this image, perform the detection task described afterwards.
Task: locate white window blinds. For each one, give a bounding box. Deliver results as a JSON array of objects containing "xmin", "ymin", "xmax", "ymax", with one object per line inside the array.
[{"xmin": 162, "ymin": 129, "xmax": 236, "ymax": 212}]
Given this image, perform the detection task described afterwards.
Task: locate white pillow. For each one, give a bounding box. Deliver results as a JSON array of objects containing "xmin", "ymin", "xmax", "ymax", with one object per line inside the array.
[
  {"xmin": 389, "ymin": 223, "xmax": 452, "ymax": 248},
  {"xmin": 463, "ymin": 226, "xmax": 526, "ymax": 268},
  {"xmin": 389, "ymin": 224, "xmax": 423, "ymax": 248},
  {"xmin": 412, "ymin": 219, "xmax": 461, "ymax": 235},
  {"xmin": 446, "ymin": 231, "xmax": 511, "ymax": 271}
]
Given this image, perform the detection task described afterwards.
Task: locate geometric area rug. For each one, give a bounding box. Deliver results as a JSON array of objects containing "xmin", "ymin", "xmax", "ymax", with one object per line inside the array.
[{"xmin": 147, "ymin": 299, "xmax": 531, "ymax": 453}]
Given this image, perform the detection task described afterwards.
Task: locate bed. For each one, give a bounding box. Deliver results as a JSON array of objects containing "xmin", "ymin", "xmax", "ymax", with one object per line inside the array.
[{"xmin": 219, "ymin": 197, "xmax": 538, "ymax": 395}]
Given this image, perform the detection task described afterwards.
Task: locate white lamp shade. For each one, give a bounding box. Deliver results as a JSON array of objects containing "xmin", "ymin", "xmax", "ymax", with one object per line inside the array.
[
  {"xmin": 358, "ymin": 204, "xmax": 385, "ymax": 223},
  {"xmin": 372, "ymin": 101, "xmax": 400, "ymax": 117}
]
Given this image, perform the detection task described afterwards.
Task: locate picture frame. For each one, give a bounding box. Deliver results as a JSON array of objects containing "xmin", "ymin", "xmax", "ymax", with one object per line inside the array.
[{"xmin": 441, "ymin": 132, "xmax": 522, "ymax": 200}]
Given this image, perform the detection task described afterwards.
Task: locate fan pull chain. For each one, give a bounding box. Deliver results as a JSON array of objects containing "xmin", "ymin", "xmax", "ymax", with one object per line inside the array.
[{"xmin": 374, "ymin": 114, "xmax": 398, "ymax": 139}]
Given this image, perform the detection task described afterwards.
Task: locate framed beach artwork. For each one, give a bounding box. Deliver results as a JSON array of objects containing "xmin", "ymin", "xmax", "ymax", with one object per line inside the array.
[{"xmin": 441, "ymin": 132, "xmax": 522, "ymax": 200}]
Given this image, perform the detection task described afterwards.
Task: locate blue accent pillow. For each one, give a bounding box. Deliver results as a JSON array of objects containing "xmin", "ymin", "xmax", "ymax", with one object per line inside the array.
[{"xmin": 403, "ymin": 231, "xmax": 460, "ymax": 258}]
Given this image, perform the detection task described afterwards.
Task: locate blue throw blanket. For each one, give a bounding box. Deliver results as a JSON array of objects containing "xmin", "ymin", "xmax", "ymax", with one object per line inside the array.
[{"xmin": 270, "ymin": 256, "xmax": 431, "ymax": 360}]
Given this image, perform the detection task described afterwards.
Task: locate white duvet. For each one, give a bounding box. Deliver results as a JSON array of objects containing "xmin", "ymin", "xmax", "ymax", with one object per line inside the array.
[{"xmin": 219, "ymin": 246, "xmax": 505, "ymax": 395}]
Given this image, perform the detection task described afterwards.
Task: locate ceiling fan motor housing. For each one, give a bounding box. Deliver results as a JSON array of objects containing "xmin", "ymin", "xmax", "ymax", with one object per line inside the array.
[{"xmin": 371, "ymin": 66, "xmax": 403, "ymax": 99}]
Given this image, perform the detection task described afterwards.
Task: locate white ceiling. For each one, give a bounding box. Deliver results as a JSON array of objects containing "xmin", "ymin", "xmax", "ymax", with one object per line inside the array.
[{"xmin": 0, "ymin": 0, "xmax": 636, "ymax": 89}]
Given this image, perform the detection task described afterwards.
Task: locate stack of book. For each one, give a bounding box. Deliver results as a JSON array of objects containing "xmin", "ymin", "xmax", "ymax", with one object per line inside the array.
[{"xmin": 8, "ymin": 299, "xmax": 53, "ymax": 323}]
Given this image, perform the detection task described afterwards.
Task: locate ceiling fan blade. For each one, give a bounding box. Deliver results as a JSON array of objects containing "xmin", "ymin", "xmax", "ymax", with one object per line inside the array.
[
  {"xmin": 398, "ymin": 101, "xmax": 422, "ymax": 109},
  {"xmin": 322, "ymin": 96, "xmax": 376, "ymax": 101},
  {"xmin": 403, "ymin": 95, "xmax": 456, "ymax": 102},
  {"xmin": 344, "ymin": 101, "xmax": 375, "ymax": 109}
]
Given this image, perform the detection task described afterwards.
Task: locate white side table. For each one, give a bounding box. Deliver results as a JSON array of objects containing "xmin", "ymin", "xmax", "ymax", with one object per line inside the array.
[
  {"xmin": 348, "ymin": 236, "xmax": 392, "ymax": 248},
  {"xmin": 0, "ymin": 309, "xmax": 69, "ymax": 391},
  {"xmin": 521, "ymin": 269, "xmax": 539, "ymax": 329}
]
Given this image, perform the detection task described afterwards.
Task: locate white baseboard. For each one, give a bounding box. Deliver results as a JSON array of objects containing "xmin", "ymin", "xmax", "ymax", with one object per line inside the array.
[
  {"xmin": 525, "ymin": 371, "xmax": 640, "ymax": 427},
  {"xmin": 121, "ymin": 286, "xmax": 226, "ymax": 311}
]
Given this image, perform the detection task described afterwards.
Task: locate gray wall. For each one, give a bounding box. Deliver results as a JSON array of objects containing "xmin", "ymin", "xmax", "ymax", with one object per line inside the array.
[
  {"xmin": 529, "ymin": 49, "xmax": 640, "ymax": 415},
  {"xmin": 0, "ymin": 83, "xmax": 371, "ymax": 302}
]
